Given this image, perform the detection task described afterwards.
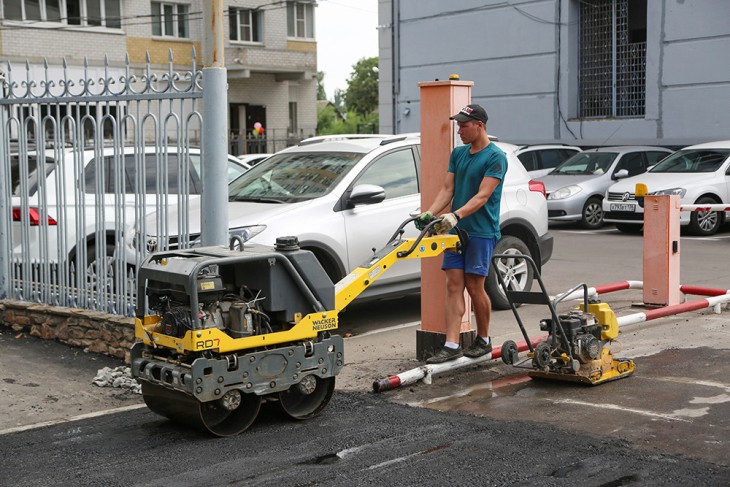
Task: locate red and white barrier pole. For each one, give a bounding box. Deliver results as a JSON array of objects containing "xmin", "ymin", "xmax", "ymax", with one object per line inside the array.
[
  {"xmin": 616, "ymin": 293, "xmax": 730, "ymax": 327},
  {"xmin": 679, "ymin": 285, "xmax": 730, "ymax": 297},
  {"xmin": 550, "ymin": 280, "xmax": 643, "ymax": 303},
  {"xmin": 680, "ymin": 204, "xmax": 730, "ymax": 212},
  {"xmin": 372, "ymin": 336, "xmax": 543, "ymax": 393}
]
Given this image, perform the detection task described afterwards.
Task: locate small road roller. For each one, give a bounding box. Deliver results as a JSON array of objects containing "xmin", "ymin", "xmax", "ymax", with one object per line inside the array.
[{"xmin": 131, "ymin": 218, "xmax": 463, "ymax": 436}]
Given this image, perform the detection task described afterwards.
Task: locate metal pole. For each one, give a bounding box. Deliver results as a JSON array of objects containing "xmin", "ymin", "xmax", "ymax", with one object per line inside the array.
[
  {"xmin": 201, "ymin": 0, "xmax": 229, "ymax": 247},
  {"xmin": 0, "ymin": 70, "xmax": 9, "ymax": 299}
]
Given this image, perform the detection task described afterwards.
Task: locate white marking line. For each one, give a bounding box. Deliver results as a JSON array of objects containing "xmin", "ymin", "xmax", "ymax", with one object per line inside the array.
[
  {"xmin": 405, "ymin": 382, "xmax": 493, "ymax": 408},
  {"xmin": 352, "ymin": 321, "xmax": 420, "ymax": 338},
  {"xmin": 652, "ymin": 376, "xmax": 730, "ymax": 392},
  {"xmin": 368, "ymin": 450, "xmax": 423, "ymax": 470},
  {"xmin": 558, "ymin": 229, "xmax": 617, "ymax": 235},
  {"xmin": 0, "ymin": 404, "xmax": 147, "ymax": 436},
  {"xmin": 682, "ymin": 236, "xmax": 725, "ymax": 241},
  {"xmin": 551, "ymin": 398, "xmax": 691, "ymax": 422}
]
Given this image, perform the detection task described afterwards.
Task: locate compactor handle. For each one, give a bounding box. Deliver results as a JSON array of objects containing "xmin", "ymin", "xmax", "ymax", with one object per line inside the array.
[{"xmin": 394, "ymin": 216, "xmax": 468, "ymax": 259}]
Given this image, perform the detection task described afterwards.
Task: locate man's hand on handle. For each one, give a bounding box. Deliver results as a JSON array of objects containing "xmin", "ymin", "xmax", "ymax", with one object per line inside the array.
[
  {"xmin": 414, "ymin": 211, "xmax": 435, "ymax": 231},
  {"xmin": 434, "ymin": 212, "xmax": 458, "ymax": 234}
]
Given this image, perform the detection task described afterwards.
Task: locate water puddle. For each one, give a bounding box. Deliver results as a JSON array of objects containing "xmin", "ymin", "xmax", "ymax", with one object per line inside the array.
[{"xmin": 407, "ymin": 373, "xmax": 533, "ymax": 412}]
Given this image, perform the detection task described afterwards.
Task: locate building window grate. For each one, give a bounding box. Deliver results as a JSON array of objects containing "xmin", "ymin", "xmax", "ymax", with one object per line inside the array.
[{"xmin": 579, "ymin": 0, "xmax": 646, "ymax": 118}]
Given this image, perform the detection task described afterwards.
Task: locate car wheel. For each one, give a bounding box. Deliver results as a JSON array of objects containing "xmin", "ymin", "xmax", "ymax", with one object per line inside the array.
[
  {"xmin": 305, "ymin": 248, "xmax": 343, "ymax": 285},
  {"xmin": 615, "ymin": 223, "xmax": 643, "ymax": 234},
  {"xmin": 580, "ymin": 197, "xmax": 604, "ymax": 229},
  {"xmin": 687, "ymin": 196, "xmax": 722, "ymax": 236},
  {"xmin": 85, "ymin": 243, "xmax": 119, "ymax": 293},
  {"xmin": 486, "ymin": 236, "xmax": 534, "ymax": 310}
]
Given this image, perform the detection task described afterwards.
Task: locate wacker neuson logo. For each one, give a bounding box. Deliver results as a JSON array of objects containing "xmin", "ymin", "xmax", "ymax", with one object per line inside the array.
[{"xmin": 312, "ymin": 317, "xmax": 337, "ymax": 331}]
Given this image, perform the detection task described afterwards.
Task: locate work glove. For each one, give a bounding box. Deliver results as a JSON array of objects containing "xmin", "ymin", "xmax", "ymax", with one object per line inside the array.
[
  {"xmin": 414, "ymin": 211, "xmax": 434, "ymax": 231},
  {"xmin": 434, "ymin": 212, "xmax": 459, "ymax": 234}
]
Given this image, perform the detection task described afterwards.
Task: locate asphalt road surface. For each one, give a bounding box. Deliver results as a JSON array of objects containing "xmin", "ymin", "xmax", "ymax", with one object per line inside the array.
[
  {"xmin": 1, "ymin": 391, "xmax": 729, "ymax": 487},
  {"xmin": 1, "ymin": 223, "xmax": 729, "ymax": 485}
]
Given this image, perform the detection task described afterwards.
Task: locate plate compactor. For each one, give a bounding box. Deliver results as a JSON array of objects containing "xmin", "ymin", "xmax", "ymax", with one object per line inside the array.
[
  {"xmin": 131, "ymin": 218, "xmax": 464, "ymax": 436},
  {"xmin": 494, "ymin": 253, "xmax": 635, "ymax": 385}
]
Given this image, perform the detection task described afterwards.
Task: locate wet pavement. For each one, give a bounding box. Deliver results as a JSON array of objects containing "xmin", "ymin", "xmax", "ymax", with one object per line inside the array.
[{"xmin": 391, "ymin": 347, "xmax": 730, "ymax": 467}]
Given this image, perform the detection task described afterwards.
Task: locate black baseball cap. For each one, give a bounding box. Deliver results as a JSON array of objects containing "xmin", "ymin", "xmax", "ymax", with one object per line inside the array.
[{"xmin": 450, "ymin": 104, "xmax": 488, "ymax": 124}]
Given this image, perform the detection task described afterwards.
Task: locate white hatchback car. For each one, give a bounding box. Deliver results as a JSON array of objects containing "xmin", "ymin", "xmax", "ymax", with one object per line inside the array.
[
  {"xmin": 513, "ymin": 144, "xmax": 582, "ymax": 178},
  {"xmin": 138, "ymin": 134, "xmax": 553, "ymax": 309},
  {"xmin": 603, "ymin": 140, "xmax": 730, "ymax": 235},
  {"xmin": 11, "ymin": 147, "xmax": 249, "ymax": 273}
]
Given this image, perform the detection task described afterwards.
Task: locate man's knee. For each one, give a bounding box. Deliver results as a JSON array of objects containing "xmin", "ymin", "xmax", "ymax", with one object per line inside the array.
[{"xmin": 464, "ymin": 275, "xmax": 486, "ymax": 295}]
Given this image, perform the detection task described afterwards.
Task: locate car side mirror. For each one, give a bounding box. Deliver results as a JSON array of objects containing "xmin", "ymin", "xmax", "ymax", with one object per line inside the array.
[
  {"xmin": 348, "ymin": 184, "xmax": 386, "ymax": 207},
  {"xmin": 613, "ymin": 168, "xmax": 629, "ymax": 180}
]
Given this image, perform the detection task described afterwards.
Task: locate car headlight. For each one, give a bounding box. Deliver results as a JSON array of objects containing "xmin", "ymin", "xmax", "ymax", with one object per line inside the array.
[
  {"xmin": 229, "ymin": 225, "xmax": 267, "ymax": 243},
  {"xmin": 651, "ymin": 187, "xmax": 686, "ymax": 198},
  {"xmin": 548, "ymin": 185, "xmax": 582, "ymax": 200}
]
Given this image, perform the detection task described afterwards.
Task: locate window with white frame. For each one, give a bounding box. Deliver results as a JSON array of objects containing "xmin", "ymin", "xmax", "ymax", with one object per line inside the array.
[
  {"xmin": 286, "ymin": 1, "xmax": 314, "ymax": 39},
  {"xmin": 229, "ymin": 8, "xmax": 261, "ymax": 43},
  {"xmin": 4, "ymin": 0, "xmax": 121, "ymax": 28},
  {"xmin": 579, "ymin": 0, "xmax": 646, "ymax": 118},
  {"xmin": 151, "ymin": 1, "xmax": 189, "ymax": 38}
]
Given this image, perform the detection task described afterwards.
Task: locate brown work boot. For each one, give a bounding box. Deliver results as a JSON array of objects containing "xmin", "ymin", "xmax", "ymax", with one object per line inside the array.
[
  {"xmin": 426, "ymin": 346, "xmax": 463, "ymax": 364},
  {"xmin": 463, "ymin": 336, "xmax": 493, "ymax": 358}
]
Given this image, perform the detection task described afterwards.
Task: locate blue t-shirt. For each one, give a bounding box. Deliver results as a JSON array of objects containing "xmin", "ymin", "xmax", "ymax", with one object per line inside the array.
[{"xmin": 448, "ymin": 143, "xmax": 507, "ymax": 239}]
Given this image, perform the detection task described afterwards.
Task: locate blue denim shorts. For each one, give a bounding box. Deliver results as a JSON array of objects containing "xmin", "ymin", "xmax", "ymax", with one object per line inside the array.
[{"xmin": 441, "ymin": 236, "xmax": 497, "ymax": 277}]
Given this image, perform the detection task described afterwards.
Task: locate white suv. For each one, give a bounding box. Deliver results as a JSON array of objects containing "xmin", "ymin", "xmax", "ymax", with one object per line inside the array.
[{"xmin": 138, "ymin": 135, "xmax": 553, "ymax": 309}]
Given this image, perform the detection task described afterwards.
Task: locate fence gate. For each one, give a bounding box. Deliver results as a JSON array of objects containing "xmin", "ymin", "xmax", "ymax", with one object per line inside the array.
[{"xmin": 0, "ymin": 51, "xmax": 203, "ymax": 316}]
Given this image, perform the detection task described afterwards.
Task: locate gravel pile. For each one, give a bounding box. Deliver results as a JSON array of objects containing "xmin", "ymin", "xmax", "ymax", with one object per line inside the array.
[{"xmin": 92, "ymin": 366, "xmax": 142, "ymax": 394}]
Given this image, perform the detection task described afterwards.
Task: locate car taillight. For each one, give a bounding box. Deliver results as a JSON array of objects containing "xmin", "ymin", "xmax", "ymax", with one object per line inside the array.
[
  {"xmin": 529, "ymin": 180, "xmax": 546, "ymax": 198},
  {"xmin": 12, "ymin": 207, "xmax": 57, "ymax": 226}
]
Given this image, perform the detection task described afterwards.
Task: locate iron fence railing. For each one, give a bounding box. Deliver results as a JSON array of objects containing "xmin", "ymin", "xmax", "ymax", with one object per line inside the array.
[{"xmin": 0, "ymin": 50, "xmax": 203, "ymax": 316}]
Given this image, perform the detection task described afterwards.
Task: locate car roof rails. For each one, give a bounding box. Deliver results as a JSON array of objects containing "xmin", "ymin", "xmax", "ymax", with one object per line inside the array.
[
  {"xmin": 298, "ymin": 134, "xmax": 386, "ymax": 146},
  {"xmin": 379, "ymin": 133, "xmax": 421, "ymax": 145}
]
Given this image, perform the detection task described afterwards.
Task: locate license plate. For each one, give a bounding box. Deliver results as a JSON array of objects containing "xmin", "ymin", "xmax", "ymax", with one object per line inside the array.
[{"xmin": 610, "ymin": 203, "xmax": 635, "ymax": 212}]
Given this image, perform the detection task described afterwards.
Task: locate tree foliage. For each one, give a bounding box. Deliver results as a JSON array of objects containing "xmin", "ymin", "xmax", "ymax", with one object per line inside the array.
[
  {"xmin": 315, "ymin": 58, "xmax": 379, "ymax": 135},
  {"xmin": 343, "ymin": 57, "xmax": 379, "ymax": 116},
  {"xmin": 316, "ymin": 71, "xmax": 327, "ymax": 101}
]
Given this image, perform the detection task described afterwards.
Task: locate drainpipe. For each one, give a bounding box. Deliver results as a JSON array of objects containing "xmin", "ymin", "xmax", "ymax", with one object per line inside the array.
[{"xmin": 201, "ymin": 0, "xmax": 229, "ymax": 247}]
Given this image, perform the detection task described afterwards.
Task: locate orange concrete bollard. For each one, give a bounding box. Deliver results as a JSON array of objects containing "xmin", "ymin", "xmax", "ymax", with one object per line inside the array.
[
  {"xmin": 415, "ymin": 78, "xmax": 474, "ymax": 360},
  {"xmin": 642, "ymin": 194, "xmax": 681, "ymax": 306}
]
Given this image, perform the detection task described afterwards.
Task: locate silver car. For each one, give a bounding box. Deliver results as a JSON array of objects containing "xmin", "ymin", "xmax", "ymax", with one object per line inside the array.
[{"xmin": 539, "ymin": 146, "xmax": 672, "ymax": 229}]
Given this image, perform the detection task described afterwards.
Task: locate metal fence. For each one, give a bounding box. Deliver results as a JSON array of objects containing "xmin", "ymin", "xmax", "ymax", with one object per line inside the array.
[
  {"xmin": 228, "ymin": 129, "xmax": 302, "ymax": 156},
  {"xmin": 0, "ymin": 51, "xmax": 203, "ymax": 316}
]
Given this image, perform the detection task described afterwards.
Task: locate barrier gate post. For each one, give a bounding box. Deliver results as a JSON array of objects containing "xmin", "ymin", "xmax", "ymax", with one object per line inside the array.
[
  {"xmin": 416, "ymin": 77, "xmax": 474, "ymax": 360},
  {"xmin": 642, "ymin": 194, "xmax": 681, "ymax": 306}
]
